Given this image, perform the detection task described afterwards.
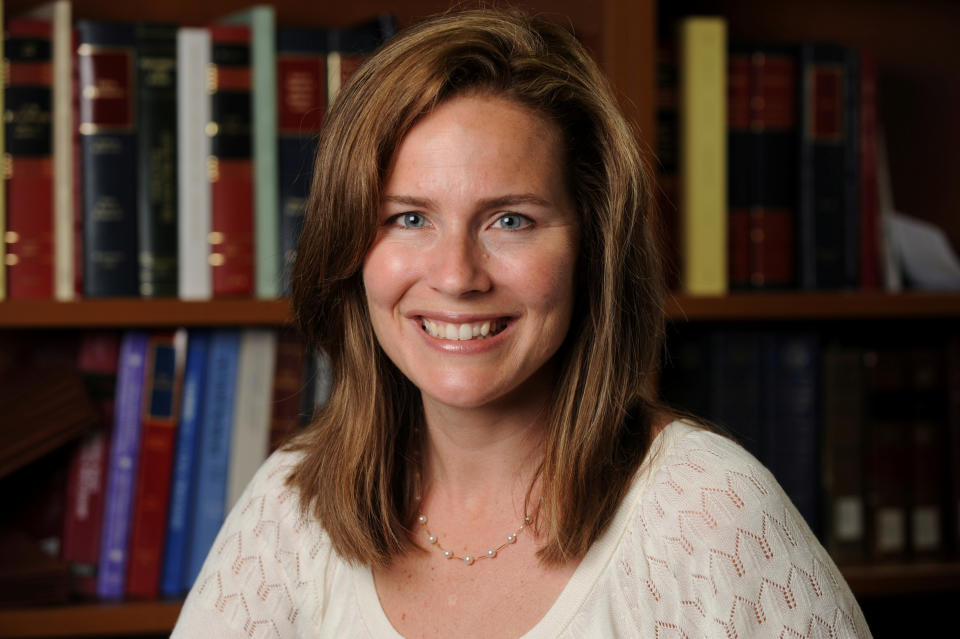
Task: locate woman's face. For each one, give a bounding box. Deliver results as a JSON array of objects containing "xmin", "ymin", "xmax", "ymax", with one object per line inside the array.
[{"xmin": 362, "ymin": 94, "xmax": 579, "ymax": 412}]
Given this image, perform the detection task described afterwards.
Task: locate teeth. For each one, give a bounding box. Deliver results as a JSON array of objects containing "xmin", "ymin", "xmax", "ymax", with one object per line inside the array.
[{"xmin": 422, "ymin": 318, "xmax": 505, "ymax": 341}]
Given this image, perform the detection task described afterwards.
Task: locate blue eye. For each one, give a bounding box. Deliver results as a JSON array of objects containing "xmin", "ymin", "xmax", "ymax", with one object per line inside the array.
[
  {"xmin": 397, "ymin": 213, "xmax": 426, "ymax": 228},
  {"xmin": 493, "ymin": 213, "xmax": 531, "ymax": 230}
]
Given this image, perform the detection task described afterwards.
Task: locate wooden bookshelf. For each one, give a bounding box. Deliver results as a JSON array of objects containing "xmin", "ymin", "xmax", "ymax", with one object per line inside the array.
[
  {"xmin": 0, "ymin": 600, "xmax": 181, "ymax": 638},
  {"xmin": 1, "ymin": 292, "xmax": 958, "ymax": 328}
]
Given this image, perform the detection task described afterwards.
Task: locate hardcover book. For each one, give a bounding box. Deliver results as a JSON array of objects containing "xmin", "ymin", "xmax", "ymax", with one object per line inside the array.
[{"xmin": 77, "ymin": 21, "xmax": 138, "ymax": 297}]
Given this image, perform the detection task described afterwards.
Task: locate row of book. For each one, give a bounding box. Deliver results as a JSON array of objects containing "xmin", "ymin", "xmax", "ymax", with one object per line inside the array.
[
  {"xmin": 659, "ymin": 329, "xmax": 960, "ymax": 565},
  {"xmin": 0, "ymin": 328, "xmax": 329, "ymax": 604},
  {"xmin": 1, "ymin": 1, "xmax": 394, "ymax": 301},
  {"xmin": 660, "ymin": 16, "xmax": 900, "ymax": 294}
]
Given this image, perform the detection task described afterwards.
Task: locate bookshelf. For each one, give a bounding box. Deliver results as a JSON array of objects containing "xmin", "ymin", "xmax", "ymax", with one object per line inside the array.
[{"xmin": 1, "ymin": 0, "xmax": 959, "ymax": 637}]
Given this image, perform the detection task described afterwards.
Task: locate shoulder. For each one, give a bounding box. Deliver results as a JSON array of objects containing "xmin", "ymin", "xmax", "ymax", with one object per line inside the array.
[
  {"xmin": 606, "ymin": 421, "xmax": 871, "ymax": 637},
  {"xmin": 173, "ymin": 449, "xmax": 346, "ymax": 638}
]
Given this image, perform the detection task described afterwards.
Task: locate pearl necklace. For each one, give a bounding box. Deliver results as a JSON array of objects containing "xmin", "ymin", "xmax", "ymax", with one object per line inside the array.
[{"xmin": 416, "ymin": 513, "xmax": 532, "ymax": 566}]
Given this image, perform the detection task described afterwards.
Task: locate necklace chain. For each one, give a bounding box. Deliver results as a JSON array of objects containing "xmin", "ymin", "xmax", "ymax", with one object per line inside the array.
[{"xmin": 416, "ymin": 513, "xmax": 532, "ymax": 566}]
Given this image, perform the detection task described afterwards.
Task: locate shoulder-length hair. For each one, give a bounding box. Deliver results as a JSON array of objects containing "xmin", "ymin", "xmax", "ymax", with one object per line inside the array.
[{"xmin": 288, "ymin": 7, "xmax": 665, "ymax": 567}]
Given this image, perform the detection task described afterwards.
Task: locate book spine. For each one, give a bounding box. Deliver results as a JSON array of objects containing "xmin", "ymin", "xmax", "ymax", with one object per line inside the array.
[
  {"xmin": 52, "ymin": 1, "xmax": 74, "ymax": 301},
  {"xmin": 655, "ymin": 40, "xmax": 680, "ymax": 291},
  {"xmin": 226, "ymin": 329, "xmax": 277, "ymax": 509},
  {"xmin": 821, "ymin": 345, "xmax": 866, "ymax": 564},
  {"xmin": 728, "ymin": 46, "xmax": 797, "ymax": 290},
  {"xmin": 269, "ymin": 330, "xmax": 306, "ymax": 451},
  {"xmin": 4, "ymin": 20, "xmax": 54, "ymax": 299},
  {"xmin": 72, "ymin": 27, "xmax": 84, "ymax": 298},
  {"xmin": 708, "ymin": 330, "xmax": 762, "ymax": 458},
  {"xmin": 325, "ymin": 14, "xmax": 395, "ymax": 102},
  {"xmin": 186, "ymin": 329, "xmax": 240, "ymax": 585},
  {"xmin": 908, "ymin": 348, "xmax": 947, "ymax": 560},
  {"xmin": 136, "ymin": 24, "xmax": 178, "ymax": 298},
  {"xmin": 797, "ymin": 43, "xmax": 859, "ymax": 290},
  {"xmin": 0, "ymin": 7, "xmax": 5, "ymax": 301},
  {"xmin": 863, "ymin": 348, "xmax": 910, "ymax": 562},
  {"xmin": 160, "ymin": 331, "xmax": 209, "ymax": 598},
  {"xmin": 208, "ymin": 26, "xmax": 254, "ymax": 298},
  {"xmin": 948, "ymin": 336, "xmax": 960, "ymax": 558},
  {"xmin": 276, "ymin": 27, "xmax": 327, "ymax": 295},
  {"xmin": 176, "ymin": 27, "xmax": 211, "ymax": 300},
  {"xmin": 858, "ymin": 53, "xmax": 881, "ymax": 290},
  {"xmin": 763, "ymin": 333, "xmax": 820, "ymax": 533},
  {"xmin": 678, "ymin": 17, "xmax": 727, "ymax": 295},
  {"xmin": 126, "ymin": 329, "xmax": 187, "ymax": 598},
  {"xmin": 77, "ymin": 21, "xmax": 138, "ymax": 298},
  {"xmin": 62, "ymin": 331, "xmax": 120, "ymax": 596},
  {"xmin": 97, "ymin": 330, "xmax": 149, "ymax": 599}
]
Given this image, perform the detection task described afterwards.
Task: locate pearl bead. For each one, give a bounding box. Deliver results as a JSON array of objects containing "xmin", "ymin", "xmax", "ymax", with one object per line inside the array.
[
  {"xmin": 418, "ymin": 515, "xmax": 427, "ymax": 524},
  {"xmin": 464, "ymin": 556, "xmax": 474, "ymax": 565},
  {"xmin": 444, "ymin": 550, "xmax": 453, "ymax": 559},
  {"xmin": 524, "ymin": 515, "xmax": 532, "ymax": 523},
  {"xmin": 487, "ymin": 549, "xmax": 496, "ymax": 557},
  {"xmin": 507, "ymin": 534, "xmax": 516, "ymax": 543},
  {"xmin": 428, "ymin": 535, "xmax": 437, "ymax": 544}
]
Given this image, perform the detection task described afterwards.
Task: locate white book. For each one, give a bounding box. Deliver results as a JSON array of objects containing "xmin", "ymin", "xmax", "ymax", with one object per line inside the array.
[
  {"xmin": 226, "ymin": 329, "xmax": 277, "ymax": 509},
  {"xmin": 177, "ymin": 28, "xmax": 212, "ymax": 300},
  {"xmin": 24, "ymin": 1, "xmax": 73, "ymax": 300}
]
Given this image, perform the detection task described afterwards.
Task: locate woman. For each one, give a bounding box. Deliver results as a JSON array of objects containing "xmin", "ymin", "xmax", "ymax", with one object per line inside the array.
[{"xmin": 173, "ymin": 9, "xmax": 870, "ymax": 638}]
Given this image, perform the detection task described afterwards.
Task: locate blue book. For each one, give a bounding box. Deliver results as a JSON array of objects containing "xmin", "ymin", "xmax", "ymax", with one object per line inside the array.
[
  {"xmin": 160, "ymin": 330, "xmax": 210, "ymax": 598},
  {"xmin": 708, "ymin": 331, "xmax": 763, "ymax": 459},
  {"xmin": 97, "ymin": 331, "xmax": 149, "ymax": 599},
  {"xmin": 763, "ymin": 333, "xmax": 820, "ymax": 534},
  {"xmin": 185, "ymin": 330, "xmax": 240, "ymax": 587}
]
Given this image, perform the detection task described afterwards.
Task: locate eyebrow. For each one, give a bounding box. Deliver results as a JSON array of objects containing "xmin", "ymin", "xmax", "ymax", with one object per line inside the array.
[{"xmin": 382, "ymin": 193, "xmax": 553, "ymax": 210}]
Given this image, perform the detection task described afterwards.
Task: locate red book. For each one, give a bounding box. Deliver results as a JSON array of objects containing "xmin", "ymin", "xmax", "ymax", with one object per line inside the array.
[
  {"xmin": 858, "ymin": 53, "xmax": 881, "ymax": 290},
  {"xmin": 4, "ymin": 20, "xmax": 54, "ymax": 299},
  {"xmin": 62, "ymin": 332, "xmax": 120, "ymax": 597},
  {"xmin": 209, "ymin": 25, "xmax": 254, "ymax": 297},
  {"xmin": 125, "ymin": 330, "xmax": 187, "ymax": 598},
  {"xmin": 728, "ymin": 46, "xmax": 797, "ymax": 290},
  {"xmin": 269, "ymin": 330, "xmax": 306, "ymax": 452}
]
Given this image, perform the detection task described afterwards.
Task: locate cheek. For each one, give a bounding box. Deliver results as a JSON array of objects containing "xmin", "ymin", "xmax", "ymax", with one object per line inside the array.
[{"xmin": 362, "ymin": 243, "xmax": 415, "ymax": 314}]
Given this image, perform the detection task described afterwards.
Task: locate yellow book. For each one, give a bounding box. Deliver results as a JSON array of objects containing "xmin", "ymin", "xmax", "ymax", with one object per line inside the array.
[{"xmin": 679, "ymin": 17, "xmax": 727, "ymax": 296}]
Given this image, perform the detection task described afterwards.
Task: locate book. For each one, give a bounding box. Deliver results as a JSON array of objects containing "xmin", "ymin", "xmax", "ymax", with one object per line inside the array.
[
  {"xmin": 708, "ymin": 331, "xmax": 762, "ymax": 458},
  {"xmin": 908, "ymin": 348, "xmax": 947, "ymax": 560},
  {"xmin": 762, "ymin": 332, "xmax": 819, "ymax": 533},
  {"xmin": 221, "ymin": 6, "xmax": 279, "ymax": 300},
  {"xmin": 136, "ymin": 23, "xmax": 178, "ymax": 298},
  {"xmin": 4, "ymin": 19, "xmax": 54, "ymax": 299},
  {"xmin": 821, "ymin": 344, "xmax": 867, "ymax": 564},
  {"xmin": 728, "ymin": 45, "xmax": 797, "ymax": 290},
  {"xmin": 226, "ymin": 329, "xmax": 277, "ymax": 509},
  {"xmin": 0, "ymin": 366, "xmax": 98, "ymax": 480},
  {"xmin": 62, "ymin": 331, "xmax": 120, "ymax": 597},
  {"xmin": 126, "ymin": 329, "xmax": 187, "ymax": 598},
  {"xmin": 22, "ymin": 1, "xmax": 73, "ymax": 300},
  {"xmin": 176, "ymin": 27, "xmax": 212, "ymax": 300},
  {"xmin": 97, "ymin": 331, "xmax": 148, "ymax": 599},
  {"xmin": 947, "ymin": 335, "xmax": 960, "ymax": 557},
  {"xmin": 677, "ymin": 17, "xmax": 727, "ymax": 295},
  {"xmin": 326, "ymin": 14, "xmax": 396, "ymax": 102},
  {"xmin": 77, "ymin": 21, "xmax": 138, "ymax": 297},
  {"xmin": 160, "ymin": 331, "xmax": 209, "ymax": 598},
  {"xmin": 863, "ymin": 348, "xmax": 910, "ymax": 561},
  {"xmin": 269, "ymin": 330, "xmax": 306, "ymax": 451},
  {"xmin": 276, "ymin": 26, "xmax": 328, "ymax": 295},
  {"xmin": 858, "ymin": 52, "xmax": 882, "ymax": 290},
  {"xmin": 797, "ymin": 43, "xmax": 860, "ymax": 290},
  {"xmin": 186, "ymin": 329, "xmax": 240, "ymax": 587},
  {"xmin": 208, "ymin": 25, "xmax": 254, "ymax": 298},
  {"xmin": 655, "ymin": 38, "xmax": 681, "ymax": 291},
  {"xmin": 0, "ymin": 1, "xmax": 5, "ymax": 301}
]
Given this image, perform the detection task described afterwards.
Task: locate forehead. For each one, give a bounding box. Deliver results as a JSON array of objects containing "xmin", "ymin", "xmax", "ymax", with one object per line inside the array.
[{"xmin": 384, "ymin": 93, "xmax": 568, "ymax": 199}]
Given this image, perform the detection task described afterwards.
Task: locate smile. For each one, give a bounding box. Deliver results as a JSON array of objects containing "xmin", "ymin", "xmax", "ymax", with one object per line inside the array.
[{"xmin": 421, "ymin": 318, "xmax": 509, "ymax": 341}]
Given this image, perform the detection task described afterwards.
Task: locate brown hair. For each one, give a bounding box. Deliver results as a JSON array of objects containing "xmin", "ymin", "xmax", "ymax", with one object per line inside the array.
[{"xmin": 288, "ymin": 7, "xmax": 665, "ymax": 566}]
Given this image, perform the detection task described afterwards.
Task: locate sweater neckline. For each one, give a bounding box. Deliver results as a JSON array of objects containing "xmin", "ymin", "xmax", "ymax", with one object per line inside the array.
[{"xmin": 351, "ymin": 419, "xmax": 695, "ymax": 638}]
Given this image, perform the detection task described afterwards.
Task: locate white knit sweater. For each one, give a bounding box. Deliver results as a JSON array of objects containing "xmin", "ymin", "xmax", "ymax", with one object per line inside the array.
[{"xmin": 172, "ymin": 420, "xmax": 871, "ymax": 638}]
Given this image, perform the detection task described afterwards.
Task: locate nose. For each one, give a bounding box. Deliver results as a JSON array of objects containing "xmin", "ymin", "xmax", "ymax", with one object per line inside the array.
[{"xmin": 427, "ymin": 230, "xmax": 492, "ymax": 296}]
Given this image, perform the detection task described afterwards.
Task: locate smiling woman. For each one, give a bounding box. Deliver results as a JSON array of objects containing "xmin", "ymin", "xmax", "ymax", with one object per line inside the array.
[{"xmin": 172, "ymin": 7, "xmax": 870, "ymax": 639}]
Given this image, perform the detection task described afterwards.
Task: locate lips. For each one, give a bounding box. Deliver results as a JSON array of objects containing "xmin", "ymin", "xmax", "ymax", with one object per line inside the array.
[{"xmin": 420, "ymin": 317, "xmax": 509, "ymax": 341}]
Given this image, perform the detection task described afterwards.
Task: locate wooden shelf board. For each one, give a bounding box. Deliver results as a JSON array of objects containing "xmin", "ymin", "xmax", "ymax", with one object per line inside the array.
[
  {"xmin": 0, "ymin": 299, "xmax": 291, "ymax": 328},
  {"xmin": 665, "ymin": 292, "xmax": 960, "ymax": 321},
  {"xmin": 842, "ymin": 562, "xmax": 960, "ymax": 597},
  {"xmin": 0, "ymin": 600, "xmax": 182, "ymax": 638}
]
